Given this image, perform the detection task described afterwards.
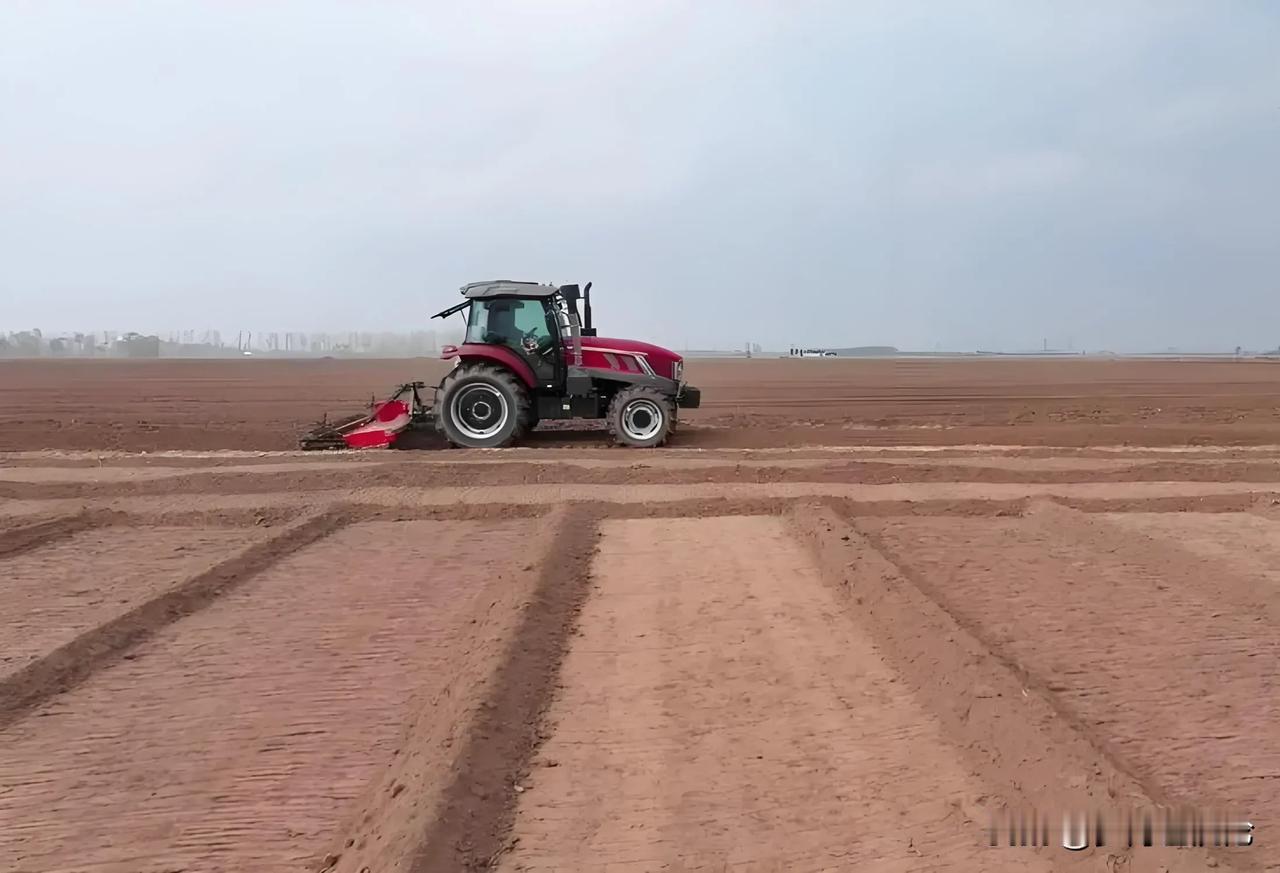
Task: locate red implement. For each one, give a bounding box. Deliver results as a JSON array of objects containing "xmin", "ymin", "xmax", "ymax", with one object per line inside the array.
[{"xmin": 298, "ymin": 383, "xmax": 432, "ymax": 450}]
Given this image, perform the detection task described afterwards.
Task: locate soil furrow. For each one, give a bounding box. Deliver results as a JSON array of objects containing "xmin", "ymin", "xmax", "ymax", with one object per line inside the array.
[
  {"xmin": 0, "ymin": 517, "xmax": 543, "ymax": 873},
  {"xmin": 4, "ymin": 481, "xmax": 1276, "ymax": 527},
  {"xmin": 6, "ymin": 458, "xmax": 1280, "ymax": 500},
  {"xmin": 0, "ymin": 508, "xmax": 349, "ymax": 730},
  {"xmin": 0, "ymin": 525, "xmax": 274, "ymax": 685},
  {"xmin": 410, "ymin": 503, "xmax": 602, "ymax": 873},
  {"xmin": 0, "ymin": 510, "xmax": 111, "ymax": 558},
  {"xmin": 854, "ymin": 507, "xmax": 1278, "ymax": 867},
  {"xmin": 800, "ymin": 502, "xmax": 1259, "ymax": 872},
  {"xmin": 499, "ymin": 515, "xmax": 1057, "ymax": 871}
]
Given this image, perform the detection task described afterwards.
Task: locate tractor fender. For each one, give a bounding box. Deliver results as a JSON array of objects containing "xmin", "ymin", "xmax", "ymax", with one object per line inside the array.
[{"xmin": 440, "ymin": 343, "xmax": 538, "ymax": 389}]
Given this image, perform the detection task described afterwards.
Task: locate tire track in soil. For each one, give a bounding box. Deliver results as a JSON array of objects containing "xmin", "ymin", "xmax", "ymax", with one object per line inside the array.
[
  {"xmin": 498, "ymin": 515, "xmax": 1052, "ymax": 872},
  {"xmin": 408, "ymin": 503, "xmax": 601, "ymax": 873},
  {"xmin": 851, "ymin": 506, "xmax": 1275, "ymax": 870},
  {"xmin": 0, "ymin": 508, "xmax": 349, "ymax": 731}
]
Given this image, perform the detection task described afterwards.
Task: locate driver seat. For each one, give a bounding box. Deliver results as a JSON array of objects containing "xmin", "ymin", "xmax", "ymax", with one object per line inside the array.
[{"xmin": 482, "ymin": 300, "xmax": 517, "ymax": 346}]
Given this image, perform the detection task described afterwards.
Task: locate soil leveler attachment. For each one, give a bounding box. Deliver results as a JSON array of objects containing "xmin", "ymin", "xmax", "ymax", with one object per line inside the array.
[{"xmin": 299, "ymin": 382, "xmax": 434, "ymax": 450}]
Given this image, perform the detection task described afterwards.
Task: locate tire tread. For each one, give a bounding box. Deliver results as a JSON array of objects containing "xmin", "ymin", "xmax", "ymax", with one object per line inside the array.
[
  {"xmin": 436, "ymin": 363, "xmax": 531, "ymax": 448},
  {"xmin": 606, "ymin": 385, "xmax": 673, "ymax": 448}
]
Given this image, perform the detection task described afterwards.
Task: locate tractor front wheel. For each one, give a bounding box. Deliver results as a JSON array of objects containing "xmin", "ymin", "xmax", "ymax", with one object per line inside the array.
[
  {"xmin": 436, "ymin": 364, "xmax": 530, "ymax": 448},
  {"xmin": 607, "ymin": 385, "xmax": 673, "ymax": 448}
]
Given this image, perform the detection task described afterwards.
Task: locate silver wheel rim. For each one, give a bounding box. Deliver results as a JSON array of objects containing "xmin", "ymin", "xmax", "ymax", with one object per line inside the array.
[
  {"xmin": 451, "ymin": 384, "xmax": 509, "ymax": 440},
  {"xmin": 621, "ymin": 399, "xmax": 664, "ymax": 442}
]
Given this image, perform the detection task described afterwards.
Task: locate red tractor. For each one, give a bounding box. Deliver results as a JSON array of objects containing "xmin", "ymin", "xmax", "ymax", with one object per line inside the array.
[{"xmin": 300, "ymin": 280, "xmax": 700, "ymax": 450}]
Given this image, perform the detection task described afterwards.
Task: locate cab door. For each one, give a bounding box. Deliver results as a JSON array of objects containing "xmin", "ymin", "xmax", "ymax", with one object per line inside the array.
[{"xmin": 507, "ymin": 298, "xmax": 563, "ymax": 389}]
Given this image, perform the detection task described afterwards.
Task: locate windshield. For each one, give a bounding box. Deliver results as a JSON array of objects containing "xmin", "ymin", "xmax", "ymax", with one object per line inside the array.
[{"xmin": 465, "ymin": 298, "xmax": 552, "ymax": 350}]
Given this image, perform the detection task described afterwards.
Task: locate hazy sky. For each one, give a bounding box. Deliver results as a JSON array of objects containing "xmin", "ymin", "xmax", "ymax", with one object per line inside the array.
[{"xmin": 2, "ymin": 1, "xmax": 1277, "ymax": 351}]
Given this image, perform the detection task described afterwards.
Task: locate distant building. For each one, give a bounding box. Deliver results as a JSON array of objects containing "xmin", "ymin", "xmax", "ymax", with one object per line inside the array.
[
  {"xmin": 113, "ymin": 332, "xmax": 161, "ymax": 358},
  {"xmin": 788, "ymin": 346, "xmax": 900, "ymax": 358}
]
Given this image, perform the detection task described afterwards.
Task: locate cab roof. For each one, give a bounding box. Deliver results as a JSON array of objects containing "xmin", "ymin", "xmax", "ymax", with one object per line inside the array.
[{"xmin": 460, "ymin": 280, "xmax": 561, "ymax": 299}]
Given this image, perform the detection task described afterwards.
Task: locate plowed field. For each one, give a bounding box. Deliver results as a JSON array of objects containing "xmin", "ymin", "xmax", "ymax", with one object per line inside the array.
[{"xmin": 1, "ymin": 357, "xmax": 1277, "ymax": 871}]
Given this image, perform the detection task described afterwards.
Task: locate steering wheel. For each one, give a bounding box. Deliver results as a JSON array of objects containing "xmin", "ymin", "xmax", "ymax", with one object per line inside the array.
[{"xmin": 521, "ymin": 330, "xmax": 555, "ymax": 356}]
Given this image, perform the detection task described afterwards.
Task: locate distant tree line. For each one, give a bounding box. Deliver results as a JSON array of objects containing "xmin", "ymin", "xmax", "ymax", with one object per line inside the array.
[{"xmin": 0, "ymin": 328, "xmax": 465, "ymax": 358}]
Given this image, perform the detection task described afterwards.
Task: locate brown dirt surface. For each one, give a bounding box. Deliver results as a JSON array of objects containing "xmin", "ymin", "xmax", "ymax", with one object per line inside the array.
[
  {"xmin": 0, "ymin": 526, "xmax": 267, "ymax": 682},
  {"xmin": 0, "ymin": 519, "xmax": 541, "ymax": 873},
  {"xmin": 2, "ymin": 360, "xmax": 1279, "ymax": 871},
  {"xmin": 497, "ymin": 515, "xmax": 1052, "ymax": 872},
  {"xmin": 3, "ymin": 355, "xmax": 1280, "ymax": 451},
  {"xmin": 859, "ymin": 507, "xmax": 1280, "ymax": 821}
]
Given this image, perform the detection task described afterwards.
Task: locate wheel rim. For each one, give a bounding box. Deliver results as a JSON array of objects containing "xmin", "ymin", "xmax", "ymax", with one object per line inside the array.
[
  {"xmin": 621, "ymin": 398, "xmax": 664, "ymax": 442},
  {"xmin": 451, "ymin": 384, "xmax": 509, "ymax": 439}
]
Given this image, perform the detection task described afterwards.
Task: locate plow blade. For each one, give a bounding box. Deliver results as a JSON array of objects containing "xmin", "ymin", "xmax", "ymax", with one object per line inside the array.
[{"xmin": 299, "ymin": 382, "xmax": 434, "ymax": 451}]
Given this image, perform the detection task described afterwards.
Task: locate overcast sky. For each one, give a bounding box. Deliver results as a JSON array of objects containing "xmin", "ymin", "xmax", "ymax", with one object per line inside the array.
[{"xmin": 1, "ymin": 1, "xmax": 1277, "ymax": 351}]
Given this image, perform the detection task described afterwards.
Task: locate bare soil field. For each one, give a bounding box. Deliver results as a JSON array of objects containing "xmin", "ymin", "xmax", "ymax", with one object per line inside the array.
[
  {"xmin": 2, "ymin": 355, "xmax": 1279, "ymax": 450},
  {"xmin": 2, "ymin": 358, "xmax": 1279, "ymax": 871}
]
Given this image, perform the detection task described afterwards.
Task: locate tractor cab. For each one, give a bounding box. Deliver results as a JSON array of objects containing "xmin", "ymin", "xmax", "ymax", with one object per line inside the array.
[
  {"xmin": 464, "ymin": 295, "xmax": 560, "ymax": 383},
  {"xmin": 432, "ymin": 280, "xmax": 601, "ymax": 393}
]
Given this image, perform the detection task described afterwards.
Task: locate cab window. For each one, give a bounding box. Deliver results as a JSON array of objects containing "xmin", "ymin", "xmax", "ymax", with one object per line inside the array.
[
  {"xmin": 511, "ymin": 300, "xmax": 551, "ymax": 343},
  {"xmin": 465, "ymin": 299, "xmax": 551, "ymax": 350}
]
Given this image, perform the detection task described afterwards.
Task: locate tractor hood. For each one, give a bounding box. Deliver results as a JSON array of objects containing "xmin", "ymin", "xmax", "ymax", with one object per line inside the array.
[
  {"xmin": 581, "ymin": 337, "xmax": 683, "ymax": 380},
  {"xmin": 583, "ymin": 337, "xmax": 681, "ymax": 361},
  {"xmin": 582, "ymin": 336, "xmax": 679, "ymax": 357}
]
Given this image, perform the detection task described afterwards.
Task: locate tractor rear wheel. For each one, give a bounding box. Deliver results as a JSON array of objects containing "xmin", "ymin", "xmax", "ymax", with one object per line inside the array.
[
  {"xmin": 436, "ymin": 364, "xmax": 530, "ymax": 448},
  {"xmin": 607, "ymin": 385, "xmax": 673, "ymax": 448}
]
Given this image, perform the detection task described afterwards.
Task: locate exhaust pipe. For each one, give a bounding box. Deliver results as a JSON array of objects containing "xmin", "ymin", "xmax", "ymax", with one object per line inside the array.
[{"xmin": 582, "ymin": 281, "xmax": 596, "ymax": 337}]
